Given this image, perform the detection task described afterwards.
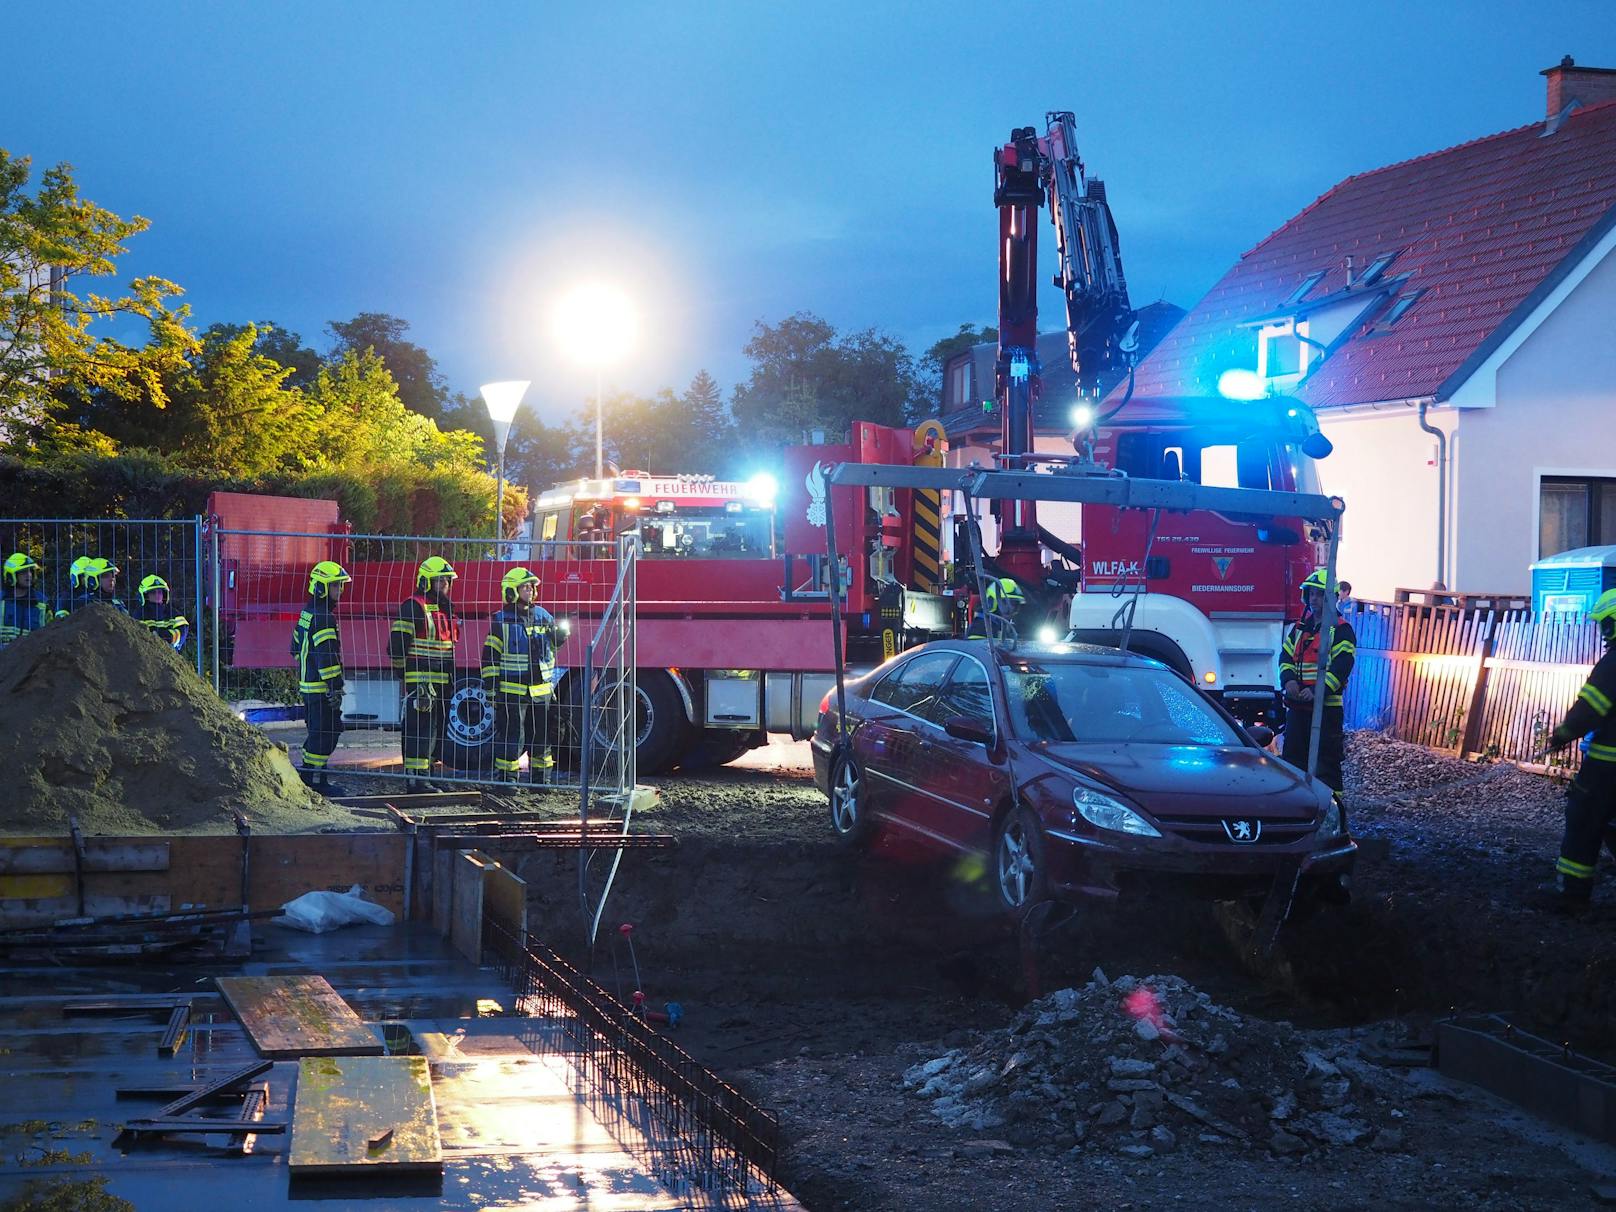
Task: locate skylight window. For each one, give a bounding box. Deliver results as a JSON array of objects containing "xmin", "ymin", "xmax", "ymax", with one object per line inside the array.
[
  {"xmin": 1285, "ymin": 270, "xmax": 1327, "ymax": 305},
  {"xmin": 1358, "ymin": 250, "xmax": 1401, "ymax": 287},
  {"xmin": 1374, "ymin": 290, "xmax": 1425, "ymax": 330}
]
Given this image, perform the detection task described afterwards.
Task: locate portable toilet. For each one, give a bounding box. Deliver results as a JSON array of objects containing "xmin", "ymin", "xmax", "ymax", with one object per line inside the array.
[{"xmin": 1531, "ymin": 545, "xmax": 1616, "ymax": 617}]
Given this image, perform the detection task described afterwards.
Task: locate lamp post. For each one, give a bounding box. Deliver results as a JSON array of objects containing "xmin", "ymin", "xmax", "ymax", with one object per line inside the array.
[
  {"xmin": 553, "ymin": 282, "xmax": 637, "ymax": 478},
  {"xmin": 479, "ymin": 380, "xmax": 530, "ymax": 542}
]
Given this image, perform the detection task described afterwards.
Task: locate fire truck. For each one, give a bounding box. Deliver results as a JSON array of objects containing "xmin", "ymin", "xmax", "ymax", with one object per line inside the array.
[{"xmin": 210, "ymin": 423, "xmax": 959, "ymax": 775}]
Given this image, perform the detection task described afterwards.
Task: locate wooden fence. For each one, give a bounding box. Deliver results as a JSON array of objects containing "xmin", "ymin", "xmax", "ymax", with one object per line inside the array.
[{"xmin": 1341, "ymin": 601, "xmax": 1603, "ymax": 769}]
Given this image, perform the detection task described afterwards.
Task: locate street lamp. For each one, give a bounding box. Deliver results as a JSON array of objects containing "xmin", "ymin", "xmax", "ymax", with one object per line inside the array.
[
  {"xmin": 480, "ymin": 380, "xmax": 530, "ymax": 542},
  {"xmin": 552, "ymin": 282, "xmax": 638, "ymax": 477}
]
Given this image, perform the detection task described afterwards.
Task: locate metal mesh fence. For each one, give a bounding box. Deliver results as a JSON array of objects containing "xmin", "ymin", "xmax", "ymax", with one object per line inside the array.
[
  {"xmin": 0, "ymin": 517, "xmax": 204, "ymax": 675},
  {"xmin": 211, "ymin": 527, "xmax": 637, "ymax": 790}
]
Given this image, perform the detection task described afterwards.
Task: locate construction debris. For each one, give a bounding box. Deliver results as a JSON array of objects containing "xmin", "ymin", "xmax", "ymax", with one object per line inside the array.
[
  {"xmin": 904, "ymin": 972, "xmax": 1412, "ymax": 1158},
  {"xmin": 0, "ymin": 605, "xmax": 353, "ymax": 834}
]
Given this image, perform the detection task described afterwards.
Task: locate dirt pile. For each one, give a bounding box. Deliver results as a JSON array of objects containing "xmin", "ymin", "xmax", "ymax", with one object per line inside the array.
[
  {"xmin": 0, "ymin": 605, "xmax": 354, "ymax": 835},
  {"xmin": 904, "ymin": 971, "xmax": 1412, "ymax": 1159}
]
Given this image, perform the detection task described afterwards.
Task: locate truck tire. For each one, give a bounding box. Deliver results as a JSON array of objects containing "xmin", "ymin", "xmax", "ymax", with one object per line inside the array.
[
  {"xmin": 632, "ymin": 670, "xmax": 687, "ymax": 773},
  {"xmin": 442, "ymin": 675, "xmax": 494, "ymax": 773},
  {"xmin": 677, "ymin": 730, "xmax": 756, "ymax": 770}
]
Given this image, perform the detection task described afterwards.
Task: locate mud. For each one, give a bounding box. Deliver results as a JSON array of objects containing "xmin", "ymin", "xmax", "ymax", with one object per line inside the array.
[{"xmin": 0, "ymin": 605, "xmax": 354, "ymax": 835}]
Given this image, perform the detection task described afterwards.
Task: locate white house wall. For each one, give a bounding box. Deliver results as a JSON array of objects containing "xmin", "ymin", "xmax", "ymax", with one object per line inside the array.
[
  {"xmin": 1315, "ymin": 407, "xmax": 1454, "ymax": 601},
  {"xmin": 1452, "ymin": 241, "xmax": 1616, "ymax": 592}
]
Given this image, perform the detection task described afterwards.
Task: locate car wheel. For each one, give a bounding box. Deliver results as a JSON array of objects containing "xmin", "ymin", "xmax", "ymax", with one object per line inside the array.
[
  {"xmin": 828, "ymin": 752, "xmax": 874, "ymax": 848},
  {"xmin": 993, "ymin": 806, "xmax": 1049, "ymax": 913}
]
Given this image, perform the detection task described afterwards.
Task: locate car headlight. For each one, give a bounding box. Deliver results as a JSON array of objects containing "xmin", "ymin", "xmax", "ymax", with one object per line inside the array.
[
  {"xmin": 1317, "ymin": 797, "xmax": 1344, "ymax": 839},
  {"xmin": 1072, "ymin": 786, "xmax": 1161, "ymax": 838}
]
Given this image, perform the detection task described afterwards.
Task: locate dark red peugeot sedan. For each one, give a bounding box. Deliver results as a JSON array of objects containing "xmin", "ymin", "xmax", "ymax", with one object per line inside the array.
[{"xmin": 811, "ymin": 640, "xmax": 1355, "ymax": 914}]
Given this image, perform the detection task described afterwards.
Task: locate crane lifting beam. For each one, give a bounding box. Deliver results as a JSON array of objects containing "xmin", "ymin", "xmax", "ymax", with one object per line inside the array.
[{"xmin": 826, "ymin": 463, "xmax": 1344, "ymax": 524}]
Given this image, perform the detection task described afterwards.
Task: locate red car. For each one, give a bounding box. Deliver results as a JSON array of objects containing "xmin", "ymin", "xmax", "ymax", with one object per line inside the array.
[{"xmin": 811, "ymin": 640, "xmax": 1355, "ymax": 914}]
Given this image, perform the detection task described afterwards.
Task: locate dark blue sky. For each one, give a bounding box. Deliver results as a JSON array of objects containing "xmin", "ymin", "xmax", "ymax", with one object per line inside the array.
[{"xmin": 9, "ymin": 1, "xmax": 1615, "ymax": 429}]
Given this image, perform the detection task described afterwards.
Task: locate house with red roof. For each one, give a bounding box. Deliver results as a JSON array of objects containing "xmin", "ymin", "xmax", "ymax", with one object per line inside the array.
[{"xmin": 1119, "ymin": 57, "xmax": 1616, "ymax": 600}]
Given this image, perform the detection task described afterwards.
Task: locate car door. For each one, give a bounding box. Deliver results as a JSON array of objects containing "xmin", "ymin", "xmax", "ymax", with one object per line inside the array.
[
  {"xmin": 921, "ymin": 654, "xmax": 1009, "ymax": 850},
  {"xmin": 858, "ymin": 651, "xmax": 958, "ymax": 838}
]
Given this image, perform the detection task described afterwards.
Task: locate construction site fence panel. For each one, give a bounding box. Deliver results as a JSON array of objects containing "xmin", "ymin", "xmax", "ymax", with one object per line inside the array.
[
  {"xmin": 0, "ymin": 516, "xmax": 205, "ymax": 677},
  {"xmin": 1342, "ymin": 600, "xmax": 1602, "ymax": 772},
  {"xmin": 208, "ymin": 526, "xmax": 637, "ymax": 792}
]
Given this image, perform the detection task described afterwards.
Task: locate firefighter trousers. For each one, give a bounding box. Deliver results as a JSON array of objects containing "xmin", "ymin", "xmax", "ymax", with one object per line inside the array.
[
  {"xmin": 402, "ymin": 685, "xmax": 446, "ymax": 775},
  {"xmin": 493, "ymin": 696, "xmax": 553, "ymax": 778},
  {"xmin": 1555, "ymin": 758, "xmax": 1616, "ymax": 899},
  {"xmin": 1282, "ymin": 704, "xmax": 1346, "ymax": 794},
  {"xmin": 301, "ymin": 692, "xmax": 342, "ymax": 770}
]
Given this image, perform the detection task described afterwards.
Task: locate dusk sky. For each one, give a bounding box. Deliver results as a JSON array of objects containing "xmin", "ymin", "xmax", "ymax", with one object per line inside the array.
[{"xmin": 9, "ymin": 1, "xmax": 1616, "ymax": 429}]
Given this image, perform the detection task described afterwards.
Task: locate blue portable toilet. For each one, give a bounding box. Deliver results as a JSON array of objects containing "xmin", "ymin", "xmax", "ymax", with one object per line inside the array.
[{"xmin": 1531, "ymin": 545, "xmax": 1616, "ymax": 617}]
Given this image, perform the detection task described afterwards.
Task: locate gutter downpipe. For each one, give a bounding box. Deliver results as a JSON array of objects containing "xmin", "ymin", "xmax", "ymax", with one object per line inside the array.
[{"xmin": 1417, "ymin": 401, "xmax": 1448, "ymax": 588}]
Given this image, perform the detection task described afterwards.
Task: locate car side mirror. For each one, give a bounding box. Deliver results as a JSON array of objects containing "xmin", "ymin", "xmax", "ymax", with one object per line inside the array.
[
  {"xmin": 944, "ymin": 716, "xmax": 994, "ymax": 746},
  {"xmin": 1246, "ymin": 724, "xmax": 1275, "ymax": 747}
]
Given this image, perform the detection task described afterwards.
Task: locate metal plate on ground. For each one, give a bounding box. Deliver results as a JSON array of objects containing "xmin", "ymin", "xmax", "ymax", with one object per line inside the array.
[
  {"xmin": 289, "ymin": 1054, "xmax": 443, "ymax": 1175},
  {"xmin": 216, "ymin": 975, "xmax": 383, "ymax": 1058}
]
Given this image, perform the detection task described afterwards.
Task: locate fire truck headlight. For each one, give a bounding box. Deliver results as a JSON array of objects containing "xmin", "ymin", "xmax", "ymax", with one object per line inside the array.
[
  {"xmin": 1070, "ymin": 403, "xmax": 1095, "ymax": 430},
  {"xmin": 1037, "ymin": 625, "xmax": 1058, "ymax": 643},
  {"xmin": 745, "ymin": 473, "xmax": 778, "ymax": 504}
]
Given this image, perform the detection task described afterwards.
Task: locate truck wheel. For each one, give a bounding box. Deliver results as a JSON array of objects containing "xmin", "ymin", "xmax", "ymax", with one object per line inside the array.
[
  {"xmin": 677, "ymin": 730, "xmax": 755, "ymax": 770},
  {"xmin": 442, "ymin": 675, "xmax": 494, "ymax": 773},
  {"xmin": 569, "ymin": 669, "xmax": 687, "ymax": 775}
]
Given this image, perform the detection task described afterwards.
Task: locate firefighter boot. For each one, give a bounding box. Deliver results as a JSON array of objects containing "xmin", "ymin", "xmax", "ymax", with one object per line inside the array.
[
  {"xmin": 1528, "ymin": 880, "xmax": 1592, "ymax": 915},
  {"xmin": 316, "ymin": 773, "xmax": 351, "ymax": 798}
]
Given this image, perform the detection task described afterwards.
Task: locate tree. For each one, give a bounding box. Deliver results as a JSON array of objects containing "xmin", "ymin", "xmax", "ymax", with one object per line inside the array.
[
  {"xmin": 326, "ymin": 312, "xmax": 447, "ymax": 419},
  {"xmin": 0, "ymin": 150, "xmax": 192, "ymax": 427},
  {"xmin": 163, "ymin": 325, "xmax": 315, "ymax": 475},
  {"xmin": 918, "ymin": 322, "xmax": 997, "ymax": 416},
  {"xmin": 305, "ymin": 349, "xmax": 483, "ymax": 473},
  {"xmin": 729, "ymin": 313, "xmax": 928, "ymax": 454},
  {"xmin": 203, "ymin": 321, "xmax": 322, "ymax": 389}
]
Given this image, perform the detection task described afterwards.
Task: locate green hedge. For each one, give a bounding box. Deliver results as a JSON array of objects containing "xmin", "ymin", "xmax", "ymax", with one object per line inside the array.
[{"xmin": 0, "ymin": 451, "xmax": 525, "ymax": 537}]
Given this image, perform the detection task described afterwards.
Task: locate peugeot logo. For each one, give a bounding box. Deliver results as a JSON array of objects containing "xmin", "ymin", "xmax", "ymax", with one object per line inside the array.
[{"xmin": 1222, "ymin": 819, "xmax": 1261, "ymax": 844}]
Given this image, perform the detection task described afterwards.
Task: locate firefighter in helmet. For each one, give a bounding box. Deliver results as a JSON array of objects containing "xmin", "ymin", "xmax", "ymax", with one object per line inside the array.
[
  {"xmin": 135, "ymin": 574, "xmax": 190, "ymax": 651},
  {"xmin": 291, "ymin": 561, "xmax": 352, "ymax": 797},
  {"xmin": 1278, "ymin": 568, "xmax": 1356, "ymax": 797},
  {"xmin": 1540, "ymin": 588, "xmax": 1616, "ymax": 912},
  {"xmin": 1, "ymin": 553, "xmax": 49, "ymax": 647},
  {"xmin": 389, "ymin": 555, "xmax": 460, "ymax": 792},
  {"xmin": 967, "ymin": 576, "xmax": 1025, "ymax": 640},
  {"xmin": 65, "ymin": 558, "xmax": 128, "ymax": 615},
  {"xmin": 482, "ymin": 567, "xmax": 558, "ymax": 783}
]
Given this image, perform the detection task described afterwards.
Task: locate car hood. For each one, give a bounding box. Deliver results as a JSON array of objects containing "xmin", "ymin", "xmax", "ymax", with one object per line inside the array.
[{"xmin": 1031, "ymin": 742, "xmax": 1323, "ymax": 820}]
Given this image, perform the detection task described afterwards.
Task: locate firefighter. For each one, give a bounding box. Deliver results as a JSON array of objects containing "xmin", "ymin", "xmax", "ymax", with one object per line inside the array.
[
  {"xmin": 135, "ymin": 575, "xmax": 190, "ymax": 651},
  {"xmin": 1540, "ymin": 588, "xmax": 1616, "ymax": 912},
  {"xmin": 1, "ymin": 553, "xmax": 50, "ymax": 647},
  {"xmin": 390, "ymin": 555, "xmax": 460, "ymax": 793},
  {"xmin": 66, "ymin": 558, "xmax": 128, "ymax": 614},
  {"xmin": 1278, "ymin": 568, "xmax": 1356, "ymax": 797},
  {"xmin": 54, "ymin": 556, "xmax": 91, "ymax": 618},
  {"xmin": 967, "ymin": 576, "xmax": 1024, "ymax": 640},
  {"xmin": 482, "ymin": 567, "xmax": 558, "ymax": 783},
  {"xmin": 291, "ymin": 561, "xmax": 352, "ymax": 797}
]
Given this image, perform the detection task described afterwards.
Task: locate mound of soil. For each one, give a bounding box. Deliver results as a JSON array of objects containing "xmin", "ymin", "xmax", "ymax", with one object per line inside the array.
[{"xmin": 0, "ymin": 605, "xmax": 354, "ymax": 835}]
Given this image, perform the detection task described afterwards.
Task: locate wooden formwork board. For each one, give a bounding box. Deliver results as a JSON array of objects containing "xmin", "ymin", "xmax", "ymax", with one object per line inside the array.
[
  {"xmin": 0, "ymin": 832, "xmax": 407, "ymax": 927},
  {"xmin": 216, "ymin": 975, "xmax": 384, "ymax": 1059},
  {"xmin": 289, "ymin": 1055, "xmax": 442, "ymax": 1175}
]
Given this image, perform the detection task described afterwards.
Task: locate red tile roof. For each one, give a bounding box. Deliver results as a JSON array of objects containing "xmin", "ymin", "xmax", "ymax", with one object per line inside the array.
[{"xmin": 1119, "ymin": 100, "xmax": 1616, "ymax": 409}]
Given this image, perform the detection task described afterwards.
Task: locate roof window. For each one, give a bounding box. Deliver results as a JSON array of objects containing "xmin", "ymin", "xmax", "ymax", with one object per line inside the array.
[
  {"xmin": 1371, "ymin": 290, "xmax": 1425, "ymax": 332},
  {"xmin": 1285, "ymin": 270, "xmax": 1327, "ymax": 305},
  {"xmin": 1358, "ymin": 250, "xmax": 1401, "ymax": 287}
]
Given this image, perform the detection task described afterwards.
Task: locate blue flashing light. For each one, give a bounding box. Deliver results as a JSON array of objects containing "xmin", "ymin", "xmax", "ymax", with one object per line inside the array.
[{"xmin": 1217, "ymin": 368, "xmax": 1267, "ymax": 401}]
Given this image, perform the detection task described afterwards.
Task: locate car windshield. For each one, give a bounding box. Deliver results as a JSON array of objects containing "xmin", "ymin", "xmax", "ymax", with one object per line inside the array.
[{"xmin": 1001, "ymin": 659, "xmax": 1242, "ymax": 747}]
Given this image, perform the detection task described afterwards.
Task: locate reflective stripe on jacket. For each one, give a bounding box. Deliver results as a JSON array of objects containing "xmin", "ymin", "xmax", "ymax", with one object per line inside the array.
[
  {"xmin": 291, "ymin": 599, "xmax": 344, "ymax": 695},
  {"xmin": 136, "ymin": 601, "xmax": 190, "ymax": 651},
  {"xmin": 481, "ymin": 605, "xmax": 557, "ymax": 698},
  {"xmin": 1279, "ymin": 619, "xmax": 1357, "ymax": 708},
  {"xmin": 389, "ymin": 594, "xmax": 458, "ymax": 686},
  {"xmin": 0, "ymin": 594, "xmax": 49, "ymax": 645},
  {"xmin": 1559, "ymin": 646, "xmax": 1616, "ymax": 762}
]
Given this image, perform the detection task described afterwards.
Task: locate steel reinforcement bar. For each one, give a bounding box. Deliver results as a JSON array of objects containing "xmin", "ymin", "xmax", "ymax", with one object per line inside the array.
[{"xmin": 486, "ymin": 922, "xmax": 781, "ymax": 1197}]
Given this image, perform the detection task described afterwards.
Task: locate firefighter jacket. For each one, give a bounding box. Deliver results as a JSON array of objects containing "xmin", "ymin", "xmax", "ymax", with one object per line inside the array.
[
  {"xmin": 1552, "ymin": 645, "xmax": 1616, "ymax": 765},
  {"xmin": 136, "ymin": 600, "xmax": 190, "ymax": 650},
  {"xmin": 481, "ymin": 605, "xmax": 557, "ymax": 698},
  {"xmin": 0, "ymin": 592, "xmax": 49, "ymax": 645},
  {"xmin": 291, "ymin": 597, "xmax": 344, "ymax": 696},
  {"xmin": 389, "ymin": 592, "xmax": 459, "ymax": 688},
  {"xmin": 1279, "ymin": 617, "xmax": 1357, "ymax": 708},
  {"xmin": 61, "ymin": 591, "xmax": 128, "ymax": 616}
]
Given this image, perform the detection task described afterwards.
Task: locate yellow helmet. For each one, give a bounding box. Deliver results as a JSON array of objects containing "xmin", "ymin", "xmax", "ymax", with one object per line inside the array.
[
  {"xmin": 984, "ymin": 576, "xmax": 1026, "ymax": 612},
  {"xmin": 1299, "ymin": 568, "xmax": 1331, "ymax": 594},
  {"xmin": 138, "ymin": 574, "xmax": 170, "ymax": 600},
  {"xmin": 501, "ymin": 566, "xmax": 540, "ymax": 603},
  {"xmin": 308, "ymin": 560, "xmax": 352, "ymax": 598},
  {"xmin": 415, "ymin": 555, "xmax": 457, "ymax": 593},
  {"xmin": 2, "ymin": 552, "xmax": 40, "ymax": 588},
  {"xmin": 69, "ymin": 555, "xmax": 92, "ymax": 590},
  {"xmin": 84, "ymin": 558, "xmax": 119, "ymax": 592},
  {"xmin": 1590, "ymin": 587, "xmax": 1616, "ymax": 637}
]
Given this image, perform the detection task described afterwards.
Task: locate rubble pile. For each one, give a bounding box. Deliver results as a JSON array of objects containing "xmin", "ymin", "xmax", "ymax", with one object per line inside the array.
[
  {"xmin": 0, "ymin": 605, "xmax": 352, "ymax": 834},
  {"xmin": 903, "ymin": 971, "xmax": 1409, "ymax": 1159}
]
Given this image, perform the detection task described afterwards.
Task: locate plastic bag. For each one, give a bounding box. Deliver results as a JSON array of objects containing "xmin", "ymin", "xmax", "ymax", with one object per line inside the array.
[{"xmin": 278, "ymin": 884, "xmax": 396, "ymax": 933}]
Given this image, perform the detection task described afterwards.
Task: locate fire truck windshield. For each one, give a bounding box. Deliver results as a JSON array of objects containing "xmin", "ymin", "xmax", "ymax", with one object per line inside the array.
[{"xmin": 633, "ymin": 506, "xmax": 774, "ymax": 559}]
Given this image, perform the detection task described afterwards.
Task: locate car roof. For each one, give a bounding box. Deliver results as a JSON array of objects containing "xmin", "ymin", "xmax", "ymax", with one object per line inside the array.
[{"xmin": 915, "ymin": 638, "xmax": 1171, "ymax": 673}]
